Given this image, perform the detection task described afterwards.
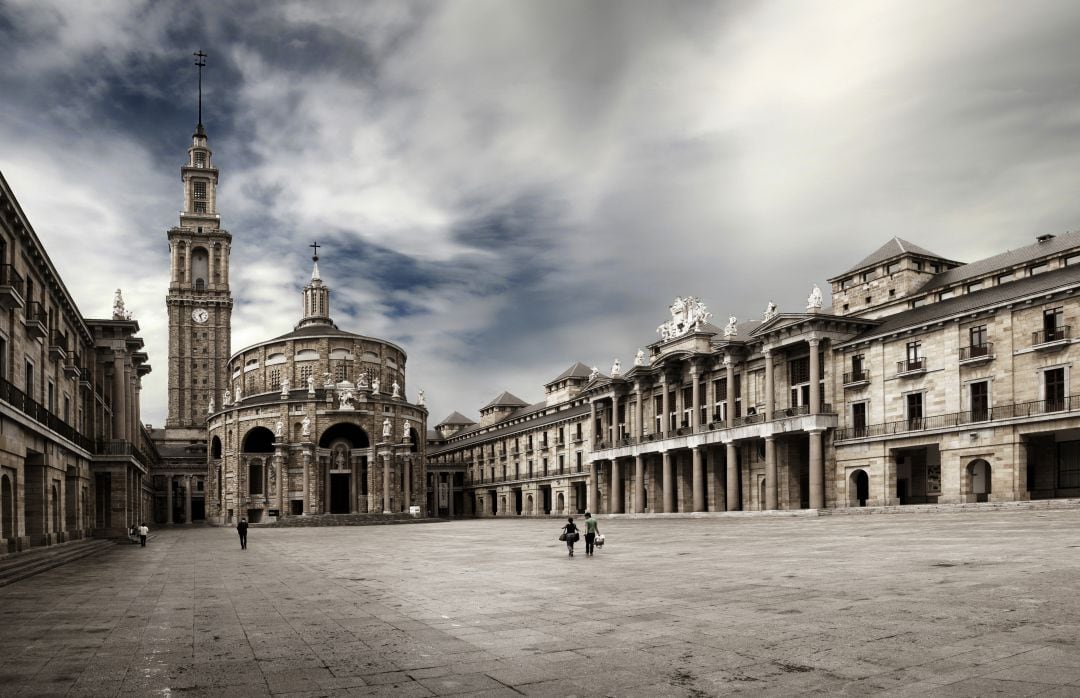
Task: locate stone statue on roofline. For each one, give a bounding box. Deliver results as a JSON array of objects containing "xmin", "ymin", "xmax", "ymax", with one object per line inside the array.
[
  {"xmin": 589, "ymin": 366, "xmax": 600, "ymax": 381},
  {"xmin": 357, "ymin": 370, "xmax": 368, "ymax": 388},
  {"xmin": 634, "ymin": 349, "xmax": 646, "ymax": 367},
  {"xmin": 417, "ymin": 389, "xmax": 425, "ymax": 406},
  {"xmin": 611, "ymin": 358, "xmax": 621, "ymax": 377},
  {"xmin": 723, "ymin": 316, "xmax": 738, "ymax": 337},
  {"xmin": 656, "ymin": 296, "xmax": 712, "ymax": 340},
  {"xmin": 112, "ymin": 288, "xmax": 133, "ymax": 320},
  {"xmin": 763, "ymin": 301, "xmax": 778, "ymax": 322},
  {"xmin": 807, "ymin": 285, "xmax": 823, "ymax": 311}
]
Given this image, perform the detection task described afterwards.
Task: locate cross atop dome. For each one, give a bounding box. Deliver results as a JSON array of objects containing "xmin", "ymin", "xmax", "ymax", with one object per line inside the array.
[{"xmin": 297, "ymin": 243, "xmax": 336, "ymax": 330}]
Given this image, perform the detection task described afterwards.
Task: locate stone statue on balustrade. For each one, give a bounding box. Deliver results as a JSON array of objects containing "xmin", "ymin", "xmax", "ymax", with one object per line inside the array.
[
  {"xmin": 382, "ymin": 417, "xmax": 392, "ymax": 440},
  {"xmin": 723, "ymin": 316, "xmax": 738, "ymax": 337},
  {"xmin": 807, "ymin": 285, "xmax": 823, "ymax": 310},
  {"xmin": 611, "ymin": 358, "xmax": 621, "ymax": 377}
]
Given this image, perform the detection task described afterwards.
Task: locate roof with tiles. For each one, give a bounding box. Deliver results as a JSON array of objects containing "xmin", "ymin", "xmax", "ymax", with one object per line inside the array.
[
  {"xmin": 427, "ymin": 401, "xmax": 590, "ymax": 455},
  {"xmin": 480, "ymin": 391, "xmax": 530, "ymax": 410},
  {"xmin": 916, "ymin": 231, "xmax": 1080, "ymax": 294},
  {"xmin": 844, "ymin": 262, "xmax": 1080, "ymax": 345},
  {"xmin": 546, "ymin": 361, "xmax": 592, "ymax": 384},
  {"xmin": 833, "ymin": 237, "xmax": 958, "ymax": 279},
  {"xmin": 436, "ymin": 411, "xmax": 476, "ymax": 427}
]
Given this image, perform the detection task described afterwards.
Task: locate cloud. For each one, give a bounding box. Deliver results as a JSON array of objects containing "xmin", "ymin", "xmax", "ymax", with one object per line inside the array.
[{"xmin": 5, "ymin": 0, "xmax": 1080, "ymax": 427}]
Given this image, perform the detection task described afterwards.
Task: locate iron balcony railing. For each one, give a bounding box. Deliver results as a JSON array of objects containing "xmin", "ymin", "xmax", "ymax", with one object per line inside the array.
[
  {"xmin": 836, "ymin": 393, "xmax": 1080, "ymax": 441},
  {"xmin": 897, "ymin": 358, "xmax": 925, "ymax": 374},
  {"xmin": 1033, "ymin": 327, "xmax": 1071, "ymax": 345},
  {"xmin": 0, "ymin": 374, "xmax": 91, "ymax": 450},
  {"xmin": 959, "ymin": 343, "xmax": 993, "ymax": 360},
  {"xmin": 0, "ymin": 264, "xmax": 25, "ymax": 296},
  {"xmin": 843, "ymin": 370, "xmax": 869, "ymax": 384}
]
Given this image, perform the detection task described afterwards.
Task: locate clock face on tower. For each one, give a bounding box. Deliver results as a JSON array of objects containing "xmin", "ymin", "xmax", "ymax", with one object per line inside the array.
[{"xmin": 192, "ymin": 308, "xmax": 209, "ymax": 324}]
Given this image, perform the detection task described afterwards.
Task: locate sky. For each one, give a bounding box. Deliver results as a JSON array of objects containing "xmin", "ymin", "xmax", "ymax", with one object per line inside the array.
[{"xmin": 3, "ymin": 0, "xmax": 1080, "ymax": 428}]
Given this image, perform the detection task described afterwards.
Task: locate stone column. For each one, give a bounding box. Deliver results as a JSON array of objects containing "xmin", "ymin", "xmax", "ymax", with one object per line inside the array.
[
  {"xmin": 692, "ymin": 446, "xmax": 704, "ymax": 512},
  {"xmin": 726, "ymin": 443, "xmax": 739, "ymax": 511},
  {"xmin": 809, "ymin": 337, "xmax": 821, "ymax": 414},
  {"xmin": 275, "ymin": 448, "xmax": 286, "ymax": 515},
  {"xmin": 404, "ymin": 457, "xmax": 412, "ymax": 512},
  {"xmin": 611, "ymin": 458, "xmax": 623, "ymax": 514},
  {"xmin": 184, "ymin": 474, "xmax": 193, "ymax": 524},
  {"xmin": 590, "ymin": 401, "xmax": 598, "ymax": 448},
  {"xmin": 765, "ymin": 436, "xmax": 777, "ymax": 510},
  {"xmin": 588, "ymin": 459, "xmax": 597, "ymax": 512},
  {"xmin": 166, "ymin": 475, "xmax": 174, "ymax": 524},
  {"xmin": 612, "ymin": 394, "xmax": 621, "ymax": 444},
  {"xmin": 690, "ymin": 364, "xmax": 701, "ymax": 431},
  {"xmin": 661, "ymin": 377, "xmax": 670, "ymax": 438},
  {"xmin": 324, "ymin": 458, "xmax": 332, "ymax": 514},
  {"xmin": 764, "ymin": 348, "xmax": 774, "ymax": 420},
  {"xmin": 350, "ymin": 455, "xmax": 358, "ymax": 514},
  {"xmin": 662, "ymin": 451, "xmax": 674, "ymax": 513},
  {"xmin": 809, "ymin": 428, "xmax": 824, "ymax": 509},
  {"xmin": 302, "ymin": 450, "xmax": 311, "ymax": 514},
  {"xmin": 725, "ymin": 357, "xmax": 736, "ymax": 427},
  {"xmin": 447, "ymin": 471, "xmax": 455, "ymax": 518},
  {"xmin": 635, "ymin": 383, "xmax": 645, "ymax": 439},
  {"xmin": 382, "ymin": 453, "xmax": 391, "ymax": 513},
  {"xmin": 634, "ymin": 455, "xmax": 645, "ymax": 513},
  {"xmin": 112, "ymin": 354, "xmax": 127, "ymax": 441}
]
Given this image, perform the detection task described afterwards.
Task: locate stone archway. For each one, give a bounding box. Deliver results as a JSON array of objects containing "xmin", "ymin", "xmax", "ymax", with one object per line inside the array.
[
  {"xmin": 849, "ymin": 469, "xmax": 869, "ymax": 507},
  {"xmin": 526, "ymin": 494, "xmax": 534, "ymax": 515},
  {"xmin": 556, "ymin": 492, "xmax": 565, "ymax": 514},
  {"xmin": 967, "ymin": 459, "xmax": 991, "ymax": 503}
]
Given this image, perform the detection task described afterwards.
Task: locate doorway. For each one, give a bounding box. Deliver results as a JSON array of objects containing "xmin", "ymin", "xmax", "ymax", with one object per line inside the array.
[{"xmin": 330, "ymin": 474, "xmax": 351, "ymax": 513}]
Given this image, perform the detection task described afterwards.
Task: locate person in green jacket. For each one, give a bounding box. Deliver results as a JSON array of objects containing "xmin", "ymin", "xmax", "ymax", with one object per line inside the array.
[{"xmin": 584, "ymin": 512, "xmax": 600, "ymax": 556}]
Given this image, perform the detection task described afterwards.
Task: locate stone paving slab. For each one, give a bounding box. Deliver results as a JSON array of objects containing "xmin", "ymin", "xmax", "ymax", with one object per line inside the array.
[{"xmin": 3, "ymin": 510, "xmax": 1080, "ymax": 695}]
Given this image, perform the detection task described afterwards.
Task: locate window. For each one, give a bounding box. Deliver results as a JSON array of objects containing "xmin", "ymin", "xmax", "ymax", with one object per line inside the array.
[
  {"xmin": 1058, "ymin": 441, "xmax": 1080, "ymax": 489},
  {"xmin": 906, "ymin": 393, "xmax": 923, "ymax": 429},
  {"xmin": 576, "ymin": 451, "xmax": 582, "ymax": 472},
  {"xmin": 713, "ymin": 378, "xmax": 726, "ymax": 421},
  {"xmin": 911, "ymin": 297, "xmax": 926, "ymax": 308},
  {"xmin": 852, "ymin": 402, "xmax": 867, "ymax": 436},
  {"xmin": 1029, "ymin": 263, "xmax": 1048, "ymax": 276},
  {"xmin": 194, "ymin": 151, "xmax": 206, "ymax": 167},
  {"xmin": 887, "ymin": 262, "xmax": 900, "ymax": 275},
  {"xmin": 269, "ymin": 368, "xmax": 280, "ymax": 388},
  {"xmin": 654, "ymin": 395, "xmax": 663, "ymax": 433},
  {"xmin": 1045, "ymin": 367, "xmax": 1066, "ymax": 411},
  {"xmin": 914, "ymin": 261, "xmax": 924, "ymax": 271},
  {"xmin": 888, "ymin": 289, "xmax": 896, "ymax": 298},
  {"xmin": 930, "ymin": 263, "xmax": 940, "ymax": 273},
  {"xmin": 997, "ymin": 272, "xmax": 1012, "ymax": 284},
  {"xmin": 193, "ymin": 180, "xmax": 207, "ymax": 200},
  {"xmin": 861, "ymin": 270, "xmax": 876, "ymax": 283},
  {"xmin": 558, "ymin": 454, "xmax": 565, "ymax": 473},
  {"xmin": 300, "ymin": 365, "xmax": 313, "ymax": 383},
  {"xmin": 1044, "ymin": 307, "xmax": 1064, "ymax": 341},
  {"xmin": 1066, "ymin": 254, "xmax": 1080, "ymax": 267},
  {"xmin": 0, "ymin": 336, "xmax": 6, "ymax": 380},
  {"xmin": 840, "ymin": 277, "xmax": 854, "ymax": 289},
  {"xmin": 970, "ymin": 381, "xmax": 989, "ymax": 421},
  {"xmin": 681, "ymin": 386, "xmax": 692, "ymax": 428},
  {"xmin": 849, "ymin": 354, "xmax": 866, "ymax": 382},
  {"xmin": 47, "ymin": 381, "xmax": 54, "ymax": 412},
  {"xmin": 864, "ymin": 296, "xmax": 871, "ymax": 305},
  {"xmin": 24, "ymin": 359, "xmax": 33, "ymax": 398},
  {"xmin": 939, "ymin": 289, "xmax": 954, "ymax": 300},
  {"xmin": 967, "ymin": 280, "xmax": 984, "ymax": 293},
  {"xmin": 905, "ymin": 342, "xmax": 923, "ymax": 371}
]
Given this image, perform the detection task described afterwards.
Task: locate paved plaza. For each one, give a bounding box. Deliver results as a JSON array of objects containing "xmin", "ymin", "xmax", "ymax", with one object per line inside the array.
[{"xmin": 3, "ymin": 510, "xmax": 1080, "ymax": 696}]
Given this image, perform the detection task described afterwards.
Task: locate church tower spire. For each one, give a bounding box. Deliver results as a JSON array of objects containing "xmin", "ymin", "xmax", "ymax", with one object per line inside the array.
[
  {"xmin": 297, "ymin": 241, "xmax": 336, "ymax": 329},
  {"xmin": 165, "ymin": 50, "xmax": 233, "ymax": 429}
]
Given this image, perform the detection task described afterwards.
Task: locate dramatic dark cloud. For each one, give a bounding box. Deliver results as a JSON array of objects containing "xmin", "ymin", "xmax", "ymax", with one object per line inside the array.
[{"xmin": 3, "ymin": 0, "xmax": 1080, "ymax": 426}]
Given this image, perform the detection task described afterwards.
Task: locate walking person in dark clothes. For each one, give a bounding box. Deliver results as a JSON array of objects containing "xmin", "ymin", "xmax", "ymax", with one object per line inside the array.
[
  {"xmin": 138, "ymin": 522, "xmax": 148, "ymax": 547},
  {"xmin": 562, "ymin": 517, "xmax": 579, "ymax": 557},
  {"xmin": 237, "ymin": 518, "xmax": 248, "ymax": 549},
  {"xmin": 584, "ymin": 512, "xmax": 600, "ymax": 556}
]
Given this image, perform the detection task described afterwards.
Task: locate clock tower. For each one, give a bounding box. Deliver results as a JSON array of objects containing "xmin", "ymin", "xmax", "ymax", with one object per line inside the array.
[{"xmin": 164, "ymin": 85, "xmax": 232, "ymax": 430}]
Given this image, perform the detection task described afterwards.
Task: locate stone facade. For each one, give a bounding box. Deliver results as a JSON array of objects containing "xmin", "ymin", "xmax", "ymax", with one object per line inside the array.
[
  {"xmin": 205, "ymin": 261, "xmax": 427, "ymax": 524},
  {"xmin": 0, "ymin": 172, "xmax": 157, "ymax": 551},
  {"xmin": 429, "ymin": 232, "xmax": 1080, "ymax": 516}
]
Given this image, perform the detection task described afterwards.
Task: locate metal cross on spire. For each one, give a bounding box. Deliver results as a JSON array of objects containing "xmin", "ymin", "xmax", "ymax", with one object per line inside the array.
[
  {"xmin": 194, "ymin": 50, "xmax": 207, "ymax": 126},
  {"xmin": 310, "ymin": 241, "xmax": 320, "ymax": 261}
]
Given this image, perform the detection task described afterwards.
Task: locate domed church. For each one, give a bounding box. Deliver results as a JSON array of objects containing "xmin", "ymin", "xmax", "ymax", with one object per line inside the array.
[{"xmin": 205, "ymin": 252, "xmax": 427, "ymax": 524}]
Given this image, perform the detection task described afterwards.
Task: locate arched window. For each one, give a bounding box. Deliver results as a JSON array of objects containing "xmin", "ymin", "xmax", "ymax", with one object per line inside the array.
[
  {"xmin": 191, "ymin": 247, "xmax": 209, "ymax": 289},
  {"xmin": 248, "ymin": 459, "xmax": 263, "ymax": 494}
]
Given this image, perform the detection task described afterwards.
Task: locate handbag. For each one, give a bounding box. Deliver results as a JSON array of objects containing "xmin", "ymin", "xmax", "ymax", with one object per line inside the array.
[
  {"xmin": 595, "ymin": 534, "xmax": 605, "ymax": 547},
  {"xmin": 558, "ymin": 532, "xmax": 567, "ymax": 541}
]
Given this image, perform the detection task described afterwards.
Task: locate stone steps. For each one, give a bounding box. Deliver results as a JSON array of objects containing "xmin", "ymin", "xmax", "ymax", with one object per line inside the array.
[
  {"xmin": 0, "ymin": 538, "xmax": 117, "ymax": 587},
  {"xmin": 253, "ymin": 513, "xmax": 445, "ymax": 528}
]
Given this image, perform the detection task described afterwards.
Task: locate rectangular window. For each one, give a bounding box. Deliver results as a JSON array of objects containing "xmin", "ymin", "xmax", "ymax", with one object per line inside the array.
[
  {"xmin": 887, "ymin": 261, "xmax": 900, "ymax": 275},
  {"xmin": 840, "ymin": 277, "xmax": 853, "ymax": 289},
  {"xmin": 911, "ymin": 297, "xmax": 927, "ymax": 308},
  {"xmin": 905, "ymin": 342, "xmax": 923, "ymax": 371},
  {"xmin": 576, "ymin": 451, "xmax": 582, "ymax": 472},
  {"xmin": 193, "ymin": 180, "xmax": 207, "ymax": 200},
  {"xmin": 681, "ymin": 386, "xmax": 692, "ymax": 428},
  {"xmin": 654, "ymin": 395, "xmax": 663, "ymax": 432},
  {"xmin": 997, "ymin": 272, "xmax": 1012, "ymax": 284},
  {"xmin": 1066, "ymin": 254, "xmax": 1080, "ymax": 267},
  {"xmin": 861, "ymin": 270, "xmax": 875, "ymax": 283},
  {"xmin": 852, "ymin": 402, "xmax": 867, "ymax": 436},
  {"xmin": 966, "ymin": 280, "xmax": 984, "ymax": 293},
  {"xmin": 789, "ymin": 356, "xmax": 810, "ymax": 385},
  {"xmin": 906, "ymin": 393, "xmax": 923, "ymax": 429},
  {"xmin": 970, "ymin": 381, "xmax": 989, "ymax": 421},
  {"xmin": 47, "ymin": 381, "xmax": 54, "ymax": 412},
  {"xmin": 713, "ymin": 378, "xmax": 726, "ymax": 421},
  {"xmin": 558, "ymin": 454, "xmax": 565, "ymax": 473},
  {"xmin": 1030, "ymin": 263, "xmax": 1048, "ymax": 276},
  {"xmin": 24, "ymin": 359, "xmax": 33, "ymax": 398},
  {"xmin": 914, "ymin": 261, "xmax": 924, "ymax": 271},
  {"xmin": 0, "ymin": 336, "xmax": 6, "ymax": 381},
  {"xmin": 194, "ymin": 151, "xmax": 206, "ymax": 167},
  {"xmin": 1044, "ymin": 307, "xmax": 1064, "ymax": 341},
  {"xmin": 1045, "ymin": 367, "xmax": 1066, "ymax": 411}
]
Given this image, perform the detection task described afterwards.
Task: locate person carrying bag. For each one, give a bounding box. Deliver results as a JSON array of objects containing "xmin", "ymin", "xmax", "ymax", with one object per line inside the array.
[{"xmin": 560, "ymin": 517, "xmax": 579, "ymax": 557}]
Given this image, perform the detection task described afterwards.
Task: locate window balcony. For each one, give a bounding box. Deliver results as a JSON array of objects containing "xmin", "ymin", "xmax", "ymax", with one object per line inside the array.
[
  {"xmin": 48, "ymin": 330, "xmax": 68, "ymax": 362},
  {"xmin": 1033, "ymin": 327, "xmax": 1070, "ymax": 349},
  {"xmin": 896, "ymin": 359, "xmax": 926, "ymax": 377},
  {"xmin": 772, "ymin": 405, "xmax": 810, "ymax": 420},
  {"xmin": 959, "ymin": 343, "xmax": 993, "ymax": 364},
  {"xmin": 23, "ymin": 302, "xmax": 47, "ymax": 340},
  {"xmin": 63, "ymin": 352, "xmax": 81, "ymax": 380},
  {"xmin": 0, "ymin": 265, "xmax": 25, "ymax": 310},
  {"xmin": 843, "ymin": 370, "xmax": 870, "ymax": 388}
]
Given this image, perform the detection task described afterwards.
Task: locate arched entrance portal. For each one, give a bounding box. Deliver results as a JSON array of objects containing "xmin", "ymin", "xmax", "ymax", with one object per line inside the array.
[
  {"xmin": 849, "ymin": 469, "xmax": 869, "ymax": 507},
  {"xmin": 320, "ymin": 423, "xmax": 371, "ymax": 515},
  {"xmin": 967, "ymin": 459, "xmax": 991, "ymax": 503}
]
